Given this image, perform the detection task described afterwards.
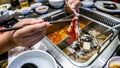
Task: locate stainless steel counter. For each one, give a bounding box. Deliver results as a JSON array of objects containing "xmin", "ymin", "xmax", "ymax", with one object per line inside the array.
[
  {"xmin": 80, "ymin": 7, "xmax": 120, "ymax": 27},
  {"xmin": 41, "ymin": 35, "xmax": 119, "ymax": 68},
  {"xmin": 38, "ymin": 7, "xmax": 120, "ymax": 67},
  {"xmin": 1, "ymin": 6, "xmax": 119, "ymax": 68}
]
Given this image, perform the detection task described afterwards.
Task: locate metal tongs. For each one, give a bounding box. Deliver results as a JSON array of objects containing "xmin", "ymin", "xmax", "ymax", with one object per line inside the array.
[{"xmin": 96, "ymin": 24, "xmax": 120, "ymax": 38}]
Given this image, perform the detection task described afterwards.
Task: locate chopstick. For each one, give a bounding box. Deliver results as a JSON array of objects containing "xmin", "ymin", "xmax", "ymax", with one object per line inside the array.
[
  {"xmin": 0, "ymin": 26, "xmax": 23, "ymax": 32},
  {"xmin": 0, "ymin": 19, "xmax": 72, "ymax": 32},
  {"xmin": 49, "ymin": 19, "xmax": 72, "ymax": 24}
]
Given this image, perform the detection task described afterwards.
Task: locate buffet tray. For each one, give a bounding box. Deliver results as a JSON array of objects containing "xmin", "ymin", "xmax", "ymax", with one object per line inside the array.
[
  {"xmin": 103, "ymin": 45, "xmax": 120, "ymax": 68},
  {"xmin": 44, "ymin": 14, "xmax": 116, "ymax": 67}
]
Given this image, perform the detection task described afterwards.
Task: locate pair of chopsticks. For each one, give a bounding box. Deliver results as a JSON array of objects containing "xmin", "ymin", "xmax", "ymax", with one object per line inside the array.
[{"xmin": 0, "ymin": 19, "xmax": 72, "ymax": 32}]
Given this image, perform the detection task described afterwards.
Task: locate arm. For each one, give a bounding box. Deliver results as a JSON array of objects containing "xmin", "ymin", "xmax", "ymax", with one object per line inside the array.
[
  {"xmin": 0, "ymin": 18, "xmax": 50, "ymax": 55},
  {"xmin": 0, "ymin": 31, "xmax": 16, "ymax": 55}
]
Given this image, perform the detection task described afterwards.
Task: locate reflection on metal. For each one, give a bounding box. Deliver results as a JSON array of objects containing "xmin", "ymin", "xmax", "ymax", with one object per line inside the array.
[
  {"xmin": 38, "ymin": 10, "xmax": 119, "ymax": 68},
  {"xmin": 80, "ymin": 7, "xmax": 120, "ymax": 27}
]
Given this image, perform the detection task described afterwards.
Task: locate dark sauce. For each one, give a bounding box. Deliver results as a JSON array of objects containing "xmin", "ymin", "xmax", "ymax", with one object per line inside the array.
[
  {"xmin": 103, "ymin": 3, "xmax": 117, "ymax": 9},
  {"xmin": 21, "ymin": 63, "xmax": 38, "ymax": 68}
]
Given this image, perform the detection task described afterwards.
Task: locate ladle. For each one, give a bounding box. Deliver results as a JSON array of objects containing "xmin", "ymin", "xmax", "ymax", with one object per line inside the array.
[{"xmin": 96, "ymin": 24, "xmax": 120, "ymax": 38}]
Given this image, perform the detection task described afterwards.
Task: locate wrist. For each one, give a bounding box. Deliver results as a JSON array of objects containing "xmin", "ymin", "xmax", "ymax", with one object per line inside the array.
[
  {"xmin": 4, "ymin": 31, "xmax": 17, "ymax": 48},
  {"xmin": 0, "ymin": 31, "xmax": 17, "ymax": 55}
]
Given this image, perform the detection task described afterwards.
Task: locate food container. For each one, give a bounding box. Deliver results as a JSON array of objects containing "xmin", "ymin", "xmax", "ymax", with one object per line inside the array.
[
  {"xmin": 30, "ymin": 3, "xmax": 42, "ymax": 9},
  {"xmin": 45, "ymin": 15, "xmax": 115, "ymax": 66},
  {"xmin": 0, "ymin": 9, "xmax": 9, "ymax": 21},
  {"xmin": 19, "ymin": 7, "xmax": 31, "ymax": 15},
  {"xmin": 19, "ymin": 0, "xmax": 29, "ymax": 8},
  {"xmin": 48, "ymin": 0, "xmax": 64, "ymax": 9},
  {"xmin": 7, "ymin": 50, "xmax": 57, "ymax": 68},
  {"xmin": 0, "ymin": 59, "xmax": 8, "ymax": 68},
  {"xmin": 107, "ymin": 56, "xmax": 120, "ymax": 68},
  {"xmin": 35, "ymin": 6, "xmax": 49, "ymax": 14},
  {"xmin": 0, "ymin": 4, "xmax": 11, "ymax": 10},
  {"xmin": 34, "ymin": 0, "xmax": 44, "ymax": 2},
  {"xmin": 81, "ymin": 0, "xmax": 94, "ymax": 7}
]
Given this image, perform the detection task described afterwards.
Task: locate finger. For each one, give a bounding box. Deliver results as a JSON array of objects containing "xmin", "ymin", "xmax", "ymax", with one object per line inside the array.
[
  {"xmin": 19, "ymin": 18, "xmax": 36, "ymax": 22},
  {"xmin": 68, "ymin": 0, "xmax": 75, "ymax": 4},
  {"xmin": 22, "ymin": 22, "xmax": 48, "ymax": 34},
  {"xmin": 68, "ymin": 0, "xmax": 79, "ymax": 11},
  {"xmin": 20, "ymin": 31, "xmax": 45, "ymax": 47},
  {"xmin": 19, "ymin": 18, "xmax": 44, "ymax": 24},
  {"xmin": 18, "ymin": 30, "xmax": 44, "ymax": 46},
  {"xmin": 26, "ymin": 31, "xmax": 45, "ymax": 47},
  {"xmin": 72, "ymin": 0, "xmax": 80, "ymax": 14},
  {"xmin": 73, "ymin": 0, "xmax": 80, "ymax": 9},
  {"xmin": 13, "ymin": 22, "xmax": 49, "ymax": 37},
  {"xmin": 23, "ymin": 29, "xmax": 45, "ymax": 38},
  {"xmin": 14, "ymin": 19, "xmax": 44, "ymax": 27}
]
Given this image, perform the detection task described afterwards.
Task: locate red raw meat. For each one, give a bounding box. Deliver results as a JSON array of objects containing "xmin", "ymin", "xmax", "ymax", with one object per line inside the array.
[{"xmin": 67, "ymin": 17, "xmax": 80, "ymax": 44}]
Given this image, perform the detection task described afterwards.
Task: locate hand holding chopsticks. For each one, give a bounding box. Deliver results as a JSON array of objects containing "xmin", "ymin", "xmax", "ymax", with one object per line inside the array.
[
  {"xmin": 0, "ymin": 19, "xmax": 72, "ymax": 32},
  {"xmin": 0, "ymin": 18, "xmax": 51, "ymax": 54}
]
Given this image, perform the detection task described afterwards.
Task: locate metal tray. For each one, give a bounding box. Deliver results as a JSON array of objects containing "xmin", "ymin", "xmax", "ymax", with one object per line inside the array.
[{"xmin": 45, "ymin": 15, "xmax": 115, "ymax": 66}]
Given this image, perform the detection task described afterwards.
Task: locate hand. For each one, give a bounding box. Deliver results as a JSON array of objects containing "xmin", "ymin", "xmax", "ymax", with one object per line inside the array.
[
  {"xmin": 65, "ymin": 0, "xmax": 80, "ymax": 15},
  {"xmin": 11, "ymin": 18, "xmax": 50, "ymax": 47}
]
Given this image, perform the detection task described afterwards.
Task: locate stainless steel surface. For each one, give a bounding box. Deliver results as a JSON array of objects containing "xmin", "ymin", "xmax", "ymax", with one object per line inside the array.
[
  {"xmin": 103, "ymin": 45, "xmax": 120, "ymax": 68},
  {"xmin": 96, "ymin": 24, "xmax": 120, "ymax": 38},
  {"xmin": 42, "ymin": 35, "xmax": 119, "ymax": 68},
  {"xmin": 45, "ymin": 16, "xmax": 116, "ymax": 66},
  {"xmin": 80, "ymin": 7, "xmax": 120, "ymax": 27},
  {"xmin": 36, "ymin": 8, "xmax": 119, "ymax": 68}
]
